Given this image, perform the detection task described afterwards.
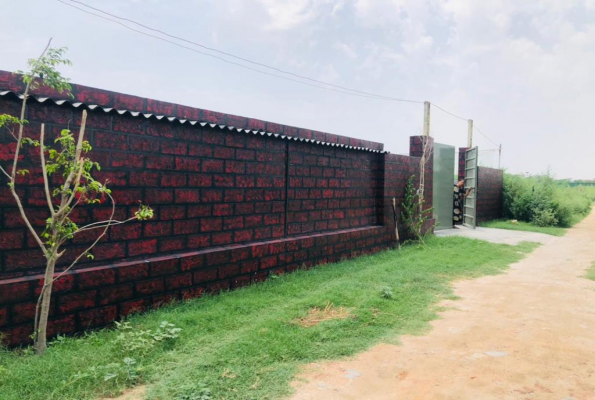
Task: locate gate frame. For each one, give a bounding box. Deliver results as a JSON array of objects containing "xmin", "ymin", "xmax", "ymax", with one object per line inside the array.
[{"xmin": 463, "ymin": 147, "xmax": 479, "ymax": 228}]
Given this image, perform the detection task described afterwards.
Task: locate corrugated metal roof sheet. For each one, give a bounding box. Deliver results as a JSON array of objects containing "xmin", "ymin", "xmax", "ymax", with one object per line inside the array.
[{"xmin": 0, "ymin": 90, "xmax": 388, "ymax": 154}]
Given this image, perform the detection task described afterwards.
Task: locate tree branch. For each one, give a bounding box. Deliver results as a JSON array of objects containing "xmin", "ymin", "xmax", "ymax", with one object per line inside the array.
[
  {"xmin": 52, "ymin": 192, "xmax": 117, "ymax": 283},
  {"xmin": 39, "ymin": 124, "xmax": 55, "ymax": 215}
]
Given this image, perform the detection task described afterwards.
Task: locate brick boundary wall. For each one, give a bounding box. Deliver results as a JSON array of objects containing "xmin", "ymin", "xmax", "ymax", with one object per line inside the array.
[
  {"xmin": 0, "ymin": 71, "xmax": 431, "ymax": 346},
  {"xmin": 476, "ymin": 167, "xmax": 504, "ymax": 223}
]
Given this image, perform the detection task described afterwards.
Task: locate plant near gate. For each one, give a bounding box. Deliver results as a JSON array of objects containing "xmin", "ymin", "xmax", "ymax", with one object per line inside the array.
[
  {"xmin": 401, "ymin": 175, "xmax": 433, "ymax": 244},
  {"xmin": 0, "ymin": 40, "xmax": 153, "ymax": 355}
]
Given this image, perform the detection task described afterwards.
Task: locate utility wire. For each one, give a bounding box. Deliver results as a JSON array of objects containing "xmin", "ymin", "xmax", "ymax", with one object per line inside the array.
[
  {"xmin": 431, "ymin": 102, "xmax": 468, "ymax": 122},
  {"xmin": 56, "ymin": 0, "xmax": 418, "ymax": 103},
  {"xmin": 57, "ymin": 0, "xmax": 503, "ymax": 148},
  {"xmin": 475, "ymin": 126, "xmax": 500, "ymax": 147},
  {"xmin": 60, "ymin": 0, "xmax": 423, "ymax": 105},
  {"xmin": 432, "ymin": 101, "xmax": 500, "ymax": 147}
]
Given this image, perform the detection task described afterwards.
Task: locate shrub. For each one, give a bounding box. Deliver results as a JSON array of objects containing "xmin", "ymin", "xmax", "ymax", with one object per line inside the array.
[
  {"xmin": 531, "ymin": 208, "xmax": 558, "ymax": 227},
  {"xmin": 503, "ymin": 172, "xmax": 594, "ymax": 228}
]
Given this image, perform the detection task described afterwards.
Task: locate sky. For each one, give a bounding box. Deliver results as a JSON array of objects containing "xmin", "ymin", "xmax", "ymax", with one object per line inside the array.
[{"xmin": 1, "ymin": 0, "xmax": 594, "ymax": 179}]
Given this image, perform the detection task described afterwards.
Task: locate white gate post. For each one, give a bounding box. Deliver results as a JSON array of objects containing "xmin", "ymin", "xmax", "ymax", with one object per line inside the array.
[{"xmin": 423, "ymin": 101, "xmax": 431, "ymax": 137}]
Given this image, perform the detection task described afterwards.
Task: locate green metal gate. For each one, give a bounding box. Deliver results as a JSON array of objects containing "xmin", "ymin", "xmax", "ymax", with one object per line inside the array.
[
  {"xmin": 432, "ymin": 143, "xmax": 455, "ymax": 230},
  {"xmin": 463, "ymin": 147, "xmax": 479, "ymax": 228}
]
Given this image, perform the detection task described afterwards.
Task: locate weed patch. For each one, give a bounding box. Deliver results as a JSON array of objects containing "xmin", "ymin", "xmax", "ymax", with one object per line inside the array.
[{"xmin": 293, "ymin": 302, "xmax": 351, "ymax": 328}]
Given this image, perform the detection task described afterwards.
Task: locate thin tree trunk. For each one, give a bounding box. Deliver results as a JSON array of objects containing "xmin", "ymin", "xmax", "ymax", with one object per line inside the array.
[{"xmin": 35, "ymin": 256, "xmax": 56, "ymax": 355}]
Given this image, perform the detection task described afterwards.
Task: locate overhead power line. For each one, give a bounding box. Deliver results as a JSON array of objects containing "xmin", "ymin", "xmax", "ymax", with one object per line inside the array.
[
  {"xmin": 475, "ymin": 126, "xmax": 500, "ymax": 147},
  {"xmin": 57, "ymin": 0, "xmax": 408, "ymax": 102},
  {"xmin": 56, "ymin": 0, "xmax": 502, "ymax": 148},
  {"xmin": 59, "ymin": 0, "xmax": 423, "ymax": 105},
  {"xmin": 431, "ymin": 102, "xmax": 468, "ymax": 122}
]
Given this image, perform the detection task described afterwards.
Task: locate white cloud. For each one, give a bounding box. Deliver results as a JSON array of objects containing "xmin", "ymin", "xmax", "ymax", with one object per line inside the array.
[
  {"xmin": 335, "ymin": 42, "xmax": 358, "ymax": 59},
  {"xmin": 256, "ymin": 0, "xmax": 341, "ymax": 30}
]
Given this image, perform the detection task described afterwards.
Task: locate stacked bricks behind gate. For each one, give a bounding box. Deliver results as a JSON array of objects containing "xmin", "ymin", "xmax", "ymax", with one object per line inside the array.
[{"xmin": 0, "ymin": 70, "xmax": 426, "ymax": 346}]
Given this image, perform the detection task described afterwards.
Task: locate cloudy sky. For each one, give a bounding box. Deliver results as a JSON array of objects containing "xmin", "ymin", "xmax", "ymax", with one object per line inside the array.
[{"xmin": 2, "ymin": 0, "xmax": 594, "ymax": 179}]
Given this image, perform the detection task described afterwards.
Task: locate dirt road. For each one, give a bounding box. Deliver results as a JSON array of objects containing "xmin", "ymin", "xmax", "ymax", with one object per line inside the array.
[{"xmin": 290, "ymin": 212, "xmax": 595, "ymax": 400}]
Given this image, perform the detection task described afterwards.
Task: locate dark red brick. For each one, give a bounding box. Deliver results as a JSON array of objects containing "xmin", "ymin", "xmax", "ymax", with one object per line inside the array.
[
  {"xmin": 146, "ymin": 189, "xmax": 174, "ymax": 204},
  {"xmin": 174, "ymin": 219, "xmax": 199, "ymax": 235},
  {"xmin": 118, "ymin": 263, "xmax": 150, "ymax": 282},
  {"xmin": 114, "ymin": 93, "xmax": 145, "ymax": 110},
  {"xmin": 188, "ymin": 143, "xmax": 213, "ymax": 157},
  {"xmin": 128, "ymin": 239, "xmax": 157, "ymax": 256},
  {"xmin": 99, "ymin": 284, "xmax": 134, "ymax": 305},
  {"xmin": 79, "ymin": 305, "xmax": 118, "ymax": 328},
  {"xmin": 58, "ymin": 290, "xmax": 97, "ymax": 313},
  {"xmin": 144, "ymin": 221, "xmax": 173, "ymax": 237},
  {"xmin": 260, "ymin": 256, "xmax": 278, "ymax": 269},
  {"xmin": 205, "ymin": 280, "xmax": 230, "ymax": 293},
  {"xmin": 147, "ymin": 99, "xmax": 175, "ymax": 115},
  {"xmin": 231, "ymin": 275, "xmax": 251, "ymax": 289},
  {"xmin": 212, "ymin": 232, "xmax": 232, "ymax": 245},
  {"xmin": 150, "ymin": 258, "xmax": 179, "ymax": 276},
  {"xmin": 201, "ymin": 217, "xmax": 222, "ymax": 232},
  {"xmin": 113, "ymin": 116, "xmax": 144, "ymax": 134},
  {"xmin": 130, "ymin": 171, "xmax": 159, "ymax": 186},
  {"xmin": 130, "ymin": 136, "xmax": 160, "ymax": 152},
  {"xmin": 147, "ymin": 122, "xmax": 175, "ymax": 138},
  {"xmin": 135, "ymin": 278, "xmax": 165, "ymax": 295},
  {"xmin": 218, "ymin": 263, "xmax": 240, "ymax": 279},
  {"xmin": 165, "ymin": 273, "xmax": 192, "ymax": 290},
  {"xmin": 95, "ymin": 132, "xmax": 128, "ymax": 150},
  {"xmin": 47, "ymin": 315, "xmax": 77, "ymax": 337},
  {"xmin": 175, "ymin": 189, "xmax": 200, "ymax": 204},
  {"xmin": 175, "ymin": 156, "xmax": 201, "ymax": 171},
  {"xmin": 119, "ymin": 298, "xmax": 150, "ymax": 317},
  {"xmin": 180, "ymin": 255, "xmax": 204, "ymax": 271},
  {"xmin": 187, "ymin": 204, "xmax": 211, "ymax": 217},
  {"xmin": 110, "ymin": 223, "xmax": 142, "ymax": 240},
  {"xmin": 146, "ymin": 155, "xmax": 174, "ymax": 170},
  {"xmin": 76, "ymin": 268, "xmax": 116, "ymax": 290},
  {"xmin": 0, "ymin": 230, "xmax": 24, "ymax": 250},
  {"xmin": 159, "ymin": 237, "xmax": 185, "ymax": 252},
  {"xmin": 202, "ymin": 159, "xmax": 224, "ymax": 173},
  {"xmin": 161, "ymin": 141, "xmax": 187, "ymax": 155}
]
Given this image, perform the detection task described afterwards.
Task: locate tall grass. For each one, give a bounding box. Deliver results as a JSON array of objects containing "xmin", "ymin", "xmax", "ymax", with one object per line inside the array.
[{"xmin": 503, "ymin": 173, "xmax": 595, "ymax": 227}]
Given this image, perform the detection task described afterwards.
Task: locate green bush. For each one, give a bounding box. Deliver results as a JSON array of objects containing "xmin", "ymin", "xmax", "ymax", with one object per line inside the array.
[
  {"xmin": 531, "ymin": 208, "xmax": 558, "ymax": 227},
  {"xmin": 503, "ymin": 173, "xmax": 594, "ymax": 227}
]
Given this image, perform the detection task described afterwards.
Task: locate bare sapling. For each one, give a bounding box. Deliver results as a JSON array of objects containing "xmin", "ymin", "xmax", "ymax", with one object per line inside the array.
[{"xmin": 0, "ymin": 39, "xmax": 153, "ymax": 354}]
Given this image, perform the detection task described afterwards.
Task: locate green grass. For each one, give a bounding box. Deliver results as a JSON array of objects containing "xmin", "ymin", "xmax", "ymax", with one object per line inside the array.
[
  {"xmin": 0, "ymin": 236, "xmax": 538, "ymax": 400},
  {"xmin": 480, "ymin": 219, "xmax": 568, "ymax": 236},
  {"xmin": 586, "ymin": 262, "xmax": 595, "ymax": 281},
  {"xmin": 481, "ymin": 212, "xmax": 589, "ymax": 237}
]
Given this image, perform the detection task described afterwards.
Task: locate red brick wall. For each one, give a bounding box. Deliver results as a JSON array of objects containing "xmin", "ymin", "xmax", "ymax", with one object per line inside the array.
[
  {"xmin": 0, "ymin": 72, "xmax": 430, "ymax": 346},
  {"xmin": 476, "ymin": 167, "xmax": 504, "ymax": 223}
]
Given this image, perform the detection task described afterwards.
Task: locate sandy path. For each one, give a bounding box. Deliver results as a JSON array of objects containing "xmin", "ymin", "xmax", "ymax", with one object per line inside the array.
[{"xmin": 289, "ymin": 212, "xmax": 595, "ymax": 400}]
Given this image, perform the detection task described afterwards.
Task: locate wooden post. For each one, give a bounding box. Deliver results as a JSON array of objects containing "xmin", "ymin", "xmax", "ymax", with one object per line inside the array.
[
  {"xmin": 498, "ymin": 144, "xmax": 502, "ymax": 169},
  {"xmin": 392, "ymin": 198, "xmax": 401, "ymax": 251},
  {"xmin": 423, "ymin": 101, "xmax": 431, "ymax": 137},
  {"xmin": 467, "ymin": 119, "xmax": 473, "ymax": 147}
]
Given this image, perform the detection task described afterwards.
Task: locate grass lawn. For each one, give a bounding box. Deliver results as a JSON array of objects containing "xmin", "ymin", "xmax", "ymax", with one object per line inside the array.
[
  {"xmin": 481, "ymin": 212, "xmax": 590, "ymax": 237},
  {"xmin": 587, "ymin": 262, "xmax": 595, "ymax": 281},
  {"xmin": 0, "ymin": 236, "xmax": 538, "ymax": 400},
  {"xmin": 480, "ymin": 220, "xmax": 568, "ymax": 236}
]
